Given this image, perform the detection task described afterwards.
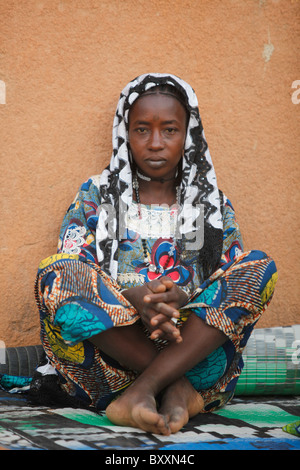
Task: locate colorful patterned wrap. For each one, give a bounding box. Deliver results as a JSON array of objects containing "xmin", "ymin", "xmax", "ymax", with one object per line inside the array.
[{"xmin": 34, "ymin": 176, "xmax": 277, "ymax": 412}]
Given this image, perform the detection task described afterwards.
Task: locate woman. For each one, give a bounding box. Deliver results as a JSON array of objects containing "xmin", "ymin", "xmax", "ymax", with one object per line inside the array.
[{"xmin": 33, "ymin": 73, "xmax": 277, "ymax": 435}]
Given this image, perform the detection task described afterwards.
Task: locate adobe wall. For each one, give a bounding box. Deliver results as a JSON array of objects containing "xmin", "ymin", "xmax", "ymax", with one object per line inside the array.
[{"xmin": 0, "ymin": 0, "xmax": 299, "ymax": 346}]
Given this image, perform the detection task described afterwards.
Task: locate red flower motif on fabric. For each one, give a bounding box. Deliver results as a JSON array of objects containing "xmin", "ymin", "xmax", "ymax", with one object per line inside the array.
[{"xmin": 136, "ymin": 238, "xmax": 194, "ymax": 285}]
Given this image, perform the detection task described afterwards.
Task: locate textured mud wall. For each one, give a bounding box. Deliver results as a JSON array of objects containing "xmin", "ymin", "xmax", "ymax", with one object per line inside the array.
[{"xmin": 0, "ymin": 0, "xmax": 299, "ymax": 346}]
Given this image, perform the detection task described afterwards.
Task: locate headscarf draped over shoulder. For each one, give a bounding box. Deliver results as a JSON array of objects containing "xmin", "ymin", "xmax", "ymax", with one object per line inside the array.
[{"xmin": 96, "ymin": 73, "xmax": 223, "ymax": 280}]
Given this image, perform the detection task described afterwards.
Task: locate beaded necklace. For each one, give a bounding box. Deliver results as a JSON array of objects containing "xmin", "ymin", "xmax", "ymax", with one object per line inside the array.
[{"xmin": 132, "ymin": 174, "xmax": 180, "ymax": 275}]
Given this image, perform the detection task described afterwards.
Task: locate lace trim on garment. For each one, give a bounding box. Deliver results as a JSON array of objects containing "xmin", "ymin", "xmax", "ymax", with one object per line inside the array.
[
  {"xmin": 117, "ymin": 272, "xmax": 146, "ymax": 286},
  {"xmin": 126, "ymin": 202, "xmax": 178, "ymax": 239}
]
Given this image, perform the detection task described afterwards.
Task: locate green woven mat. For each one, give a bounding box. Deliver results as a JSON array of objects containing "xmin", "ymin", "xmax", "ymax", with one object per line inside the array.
[{"xmin": 235, "ymin": 325, "xmax": 300, "ymax": 395}]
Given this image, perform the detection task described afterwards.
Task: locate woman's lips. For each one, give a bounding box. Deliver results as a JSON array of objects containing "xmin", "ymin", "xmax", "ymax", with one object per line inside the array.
[{"xmin": 145, "ymin": 158, "xmax": 166, "ymax": 168}]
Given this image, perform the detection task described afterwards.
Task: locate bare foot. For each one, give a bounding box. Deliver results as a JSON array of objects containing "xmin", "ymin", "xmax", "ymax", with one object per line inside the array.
[
  {"xmin": 106, "ymin": 386, "xmax": 171, "ymax": 435},
  {"xmin": 159, "ymin": 378, "xmax": 204, "ymax": 434}
]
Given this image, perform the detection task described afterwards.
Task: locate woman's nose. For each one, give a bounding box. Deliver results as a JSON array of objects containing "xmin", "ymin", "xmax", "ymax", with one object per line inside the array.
[{"xmin": 149, "ymin": 129, "xmax": 164, "ymax": 150}]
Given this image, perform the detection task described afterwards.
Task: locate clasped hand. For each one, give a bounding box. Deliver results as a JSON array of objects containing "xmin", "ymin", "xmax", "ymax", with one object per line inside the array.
[{"xmin": 123, "ymin": 277, "xmax": 188, "ymax": 343}]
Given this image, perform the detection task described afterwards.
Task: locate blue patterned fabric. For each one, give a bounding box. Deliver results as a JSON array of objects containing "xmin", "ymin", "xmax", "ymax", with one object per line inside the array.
[
  {"xmin": 34, "ymin": 247, "xmax": 277, "ymax": 411},
  {"xmin": 31, "ymin": 72, "xmax": 277, "ymax": 413}
]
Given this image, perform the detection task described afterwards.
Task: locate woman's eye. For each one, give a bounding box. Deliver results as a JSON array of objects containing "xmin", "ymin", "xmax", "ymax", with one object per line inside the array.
[{"xmin": 165, "ymin": 128, "xmax": 177, "ymax": 134}]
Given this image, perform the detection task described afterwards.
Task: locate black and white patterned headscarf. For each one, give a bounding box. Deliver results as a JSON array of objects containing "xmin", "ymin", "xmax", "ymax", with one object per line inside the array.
[{"xmin": 96, "ymin": 73, "xmax": 223, "ymax": 281}]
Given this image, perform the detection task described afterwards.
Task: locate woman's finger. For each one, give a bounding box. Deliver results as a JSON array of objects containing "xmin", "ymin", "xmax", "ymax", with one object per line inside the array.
[
  {"xmin": 143, "ymin": 290, "xmax": 179, "ymax": 306},
  {"xmin": 158, "ymin": 319, "xmax": 180, "ymax": 335},
  {"xmin": 152, "ymin": 302, "xmax": 180, "ymax": 319},
  {"xmin": 146, "ymin": 279, "xmax": 168, "ymax": 294},
  {"xmin": 159, "ymin": 277, "xmax": 175, "ymax": 290},
  {"xmin": 150, "ymin": 311, "xmax": 179, "ymax": 327},
  {"xmin": 150, "ymin": 324, "xmax": 182, "ymax": 343}
]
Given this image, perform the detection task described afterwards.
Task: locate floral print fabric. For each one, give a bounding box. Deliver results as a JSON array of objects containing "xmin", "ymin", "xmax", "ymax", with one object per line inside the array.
[{"xmin": 34, "ymin": 177, "xmax": 277, "ymax": 412}]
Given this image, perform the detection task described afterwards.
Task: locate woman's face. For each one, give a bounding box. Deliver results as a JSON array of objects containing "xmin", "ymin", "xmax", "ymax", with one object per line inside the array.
[{"xmin": 128, "ymin": 93, "xmax": 187, "ymax": 180}]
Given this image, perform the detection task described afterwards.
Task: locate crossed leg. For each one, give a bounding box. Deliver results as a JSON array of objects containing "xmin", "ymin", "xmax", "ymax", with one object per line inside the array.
[{"xmin": 91, "ymin": 309, "xmax": 225, "ymax": 435}]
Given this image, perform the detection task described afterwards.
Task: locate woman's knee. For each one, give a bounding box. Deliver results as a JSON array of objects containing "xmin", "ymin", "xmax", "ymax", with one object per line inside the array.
[
  {"xmin": 243, "ymin": 249, "xmax": 273, "ymax": 263},
  {"xmin": 241, "ymin": 250, "xmax": 277, "ymax": 305}
]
